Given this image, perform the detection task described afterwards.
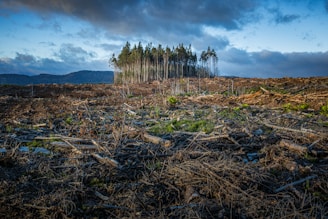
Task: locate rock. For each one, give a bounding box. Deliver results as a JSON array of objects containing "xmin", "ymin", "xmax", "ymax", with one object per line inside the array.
[{"xmin": 253, "ymin": 128, "xmax": 263, "ymax": 136}]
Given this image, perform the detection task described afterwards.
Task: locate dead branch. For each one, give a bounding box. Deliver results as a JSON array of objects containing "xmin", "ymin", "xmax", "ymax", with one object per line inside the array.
[
  {"xmin": 260, "ymin": 86, "xmax": 270, "ymax": 93},
  {"xmin": 143, "ymin": 133, "xmax": 172, "ymax": 147},
  {"xmin": 198, "ymin": 134, "xmax": 229, "ymax": 141},
  {"xmin": 274, "ymin": 175, "xmax": 317, "ymax": 193},
  {"xmin": 261, "ymin": 121, "xmax": 327, "ymax": 137},
  {"xmin": 91, "ymin": 153, "xmax": 121, "ymax": 168},
  {"xmin": 94, "ymin": 190, "xmax": 110, "ymax": 201},
  {"xmin": 91, "ymin": 139, "xmax": 109, "ymax": 153},
  {"xmin": 23, "ymin": 204, "xmax": 54, "ymax": 210},
  {"xmin": 32, "ymin": 123, "xmax": 47, "ymax": 128},
  {"xmin": 61, "ymin": 138, "xmax": 82, "ymax": 154},
  {"xmin": 51, "ymin": 141, "xmax": 97, "ymax": 151},
  {"xmin": 279, "ymin": 139, "xmax": 308, "ymax": 154}
]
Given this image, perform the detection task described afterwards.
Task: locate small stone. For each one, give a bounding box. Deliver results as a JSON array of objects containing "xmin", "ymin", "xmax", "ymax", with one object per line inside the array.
[{"xmin": 253, "ymin": 128, "xmax": 263, "ymax": 136}]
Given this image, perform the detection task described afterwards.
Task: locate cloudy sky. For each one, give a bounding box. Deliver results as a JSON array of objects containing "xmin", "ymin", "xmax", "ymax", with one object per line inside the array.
[{"xmin": 0, "ymin": 0, "xmax": 327, "ymax": 78}]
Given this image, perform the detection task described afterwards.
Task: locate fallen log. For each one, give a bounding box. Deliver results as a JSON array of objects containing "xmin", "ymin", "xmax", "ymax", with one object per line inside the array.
[
  {"xmin": 143, "ymin": 133, "xmax": 172, "ymax": 147},
  {"xmin": 91, "ymin": 153, "xmax": 121, "ymax": 168},
  {"xmin": 279, "ymin": 139, "xmax": 308, "ymax": 154},
  {"xmin": 51, "ymin": 141, "xmax": 97, "ymax": 151},
  {"xmin": 261, "ymin": 121, "xmax": 327, "ymax": 137}
]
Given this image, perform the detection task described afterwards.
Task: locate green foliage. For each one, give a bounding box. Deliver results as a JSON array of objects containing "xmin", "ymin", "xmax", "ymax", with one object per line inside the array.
[
  {"xmin": 5, "ymin": 125, "xmax": 13, "ymax": 133},
  {"xmin": 111, "ymin": 41, "xmax": 217, "ymax": 84},
  {"xmin": 283, "ymin": 102, "xmax": 309, "ymax": 112},
  {"xmin": 241, "ymin": 103, "xmax": 250, "ymax": 109},
  {"xmin": 65, "ymin": 116, "xmax": 73, "ymax": 125},
  {"xmin": 149, "ymin": 119, "xmax": 214, "ymax": 135},
  {"xmin": 146, "ymin": 161, "xmax": 162, "ymax": 170},
  {"xmin": 298, "ymin": 103, "xmax": 309, "ymax": 111},
  {"xmin": 26, "ymin": 140, "xmax": 44, "ymax": 149},
  {"xmin": 218, "ymin": 108, "xmax": 246, "ymax": 121},
  {"xmin": 320, "ymin": 102, "xmax": 328, "ymax": 117},
  {"xmin": 282, "ymin": 103, "xmax": 294, "ymax": 112},
  {"xmin": 167, "ymin": 96, "xmax": 178, "ymax": 106},
  {"xmin": 89, "ymin": 177, "xmax": 105, "ymax": 187},
  {"xmin": 304, "ymin": 153, "xmax": 317, "ymax": 163}
]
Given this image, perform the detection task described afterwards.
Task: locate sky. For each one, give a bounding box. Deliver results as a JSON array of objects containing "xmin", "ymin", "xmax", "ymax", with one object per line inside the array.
[{"xmin": 0, "ymin": 0, "xmax": 328, "ymax": 78}]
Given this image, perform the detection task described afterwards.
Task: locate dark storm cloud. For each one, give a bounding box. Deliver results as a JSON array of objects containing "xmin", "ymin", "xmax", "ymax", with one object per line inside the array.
[
  {"xmin": 0, "ymin": 50, "xmax": 105, "ymax": 75},
  {"xmin": 146, "ymin": 0, "xmax": 258, "ymax": 29},
  {"xmin": 219, "ymin": 49, "xmax": 328, "ymax": 78},
  {"xmin": 218, "ymin": 48, "xmax": 252, "ymax": 65},
  {"xmin": 275, "ymin": 13, "xmax": 300, "ymax": 24},
  {"xmin": 0, "ymin": 0, "xmax": 259, "ymax": 36},
  {"xmin": 14, "ymin": 53, "xmax": 36, "ymax": 64},
  {"xmin": 268, "ymin": 8, "xmax": 300, "ymax": 24},
  {"xmin": 56, "ymin": 43, "xmax": 96, "ymax": 63}
]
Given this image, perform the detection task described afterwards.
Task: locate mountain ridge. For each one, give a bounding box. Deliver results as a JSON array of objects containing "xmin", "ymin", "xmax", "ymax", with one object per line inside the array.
[{"xmin": 0, "ymin": 70, "xmax": 114, "ymax": 85}]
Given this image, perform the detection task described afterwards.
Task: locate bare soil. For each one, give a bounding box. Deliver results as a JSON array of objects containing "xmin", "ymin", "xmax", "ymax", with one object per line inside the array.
[{"xmin": 0, "ymin": 77, "xmax": 327, "ymax": 218}]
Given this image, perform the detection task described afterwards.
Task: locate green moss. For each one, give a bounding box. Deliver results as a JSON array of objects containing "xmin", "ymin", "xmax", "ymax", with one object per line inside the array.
[
  {"xmin": 26, "ymin": 140, "xmax": 44, "ymax": 149},
  {"xmin": 89, "ymin": 177, "xmax": 105, "ymax": 187},
  {"xmin": 167, "ymin": 96, "xmax": 178, "ymax": 106},
  {"xmin": 320, "ymin": 102, "xmax": 328, "ymax": 117},
  {"xmin": 147, "ymin": 161, "xmax": 162, "ymax": 170},
  {"xmin": 218, "ymin": 108, "xmax": 246, "ymax": 121},
  {"xmin": 283, "ymin": 102, "xmax": 310, "ymax": 112},
  {"xmin": 304, "ymin": 153, "xmax": 317, "ymax": 163},
  {"xmin": 5, "ymin": 125, "xmax": 13, "ymax": 133},
  {"xmin": 149, "ymin": 119, "xmax": 214, "ymax": 135},
  {"xmin": 241, "ymin": 103, "xmax": 250, "ymax": 109},
  {"xmin": 65, "ymin": 116, "xmax": 73, "ymax": 125},
  {"xmin": 298, "ymin": 103, "xmax": 309, "ymax": 111}
]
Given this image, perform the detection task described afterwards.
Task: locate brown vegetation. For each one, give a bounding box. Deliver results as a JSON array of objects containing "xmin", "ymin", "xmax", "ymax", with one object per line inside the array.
[{"xmin": 0, "ymin": 77, "xmax": 327, "ymax": 218}]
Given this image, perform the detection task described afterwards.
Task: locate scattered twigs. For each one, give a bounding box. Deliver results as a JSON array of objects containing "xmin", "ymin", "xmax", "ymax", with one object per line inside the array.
[{"xmin": 274, "ymin": 175, "xmax": 317, "ymax": 193}]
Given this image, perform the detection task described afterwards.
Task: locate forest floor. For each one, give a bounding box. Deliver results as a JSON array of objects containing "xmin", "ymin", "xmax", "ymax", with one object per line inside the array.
[{"xmin": 0, "ymin": 77, "xmax": 327, "ymax": 218}]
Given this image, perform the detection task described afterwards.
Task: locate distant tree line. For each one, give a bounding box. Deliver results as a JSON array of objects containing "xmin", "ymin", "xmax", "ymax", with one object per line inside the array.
[{"xmin": 109, "ymin": 42, "xmax": 218, "ymax": 84}]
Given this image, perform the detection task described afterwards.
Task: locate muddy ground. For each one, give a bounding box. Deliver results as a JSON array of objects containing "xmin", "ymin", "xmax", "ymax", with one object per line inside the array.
[{"xmin": 0, "ymin": 77, "xmax": 327, "ymax": 218}]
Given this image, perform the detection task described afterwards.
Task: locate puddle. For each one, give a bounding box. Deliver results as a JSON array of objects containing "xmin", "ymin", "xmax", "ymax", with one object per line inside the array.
[{"xmin": 33, "ymin": 147, "xmax": 51, "ymax": 155}]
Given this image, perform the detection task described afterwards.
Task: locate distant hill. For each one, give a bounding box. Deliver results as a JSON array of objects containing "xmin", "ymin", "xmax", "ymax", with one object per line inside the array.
[{"xmin": 0, "ymin": 70, "xmax": 114, "ymax": 85}]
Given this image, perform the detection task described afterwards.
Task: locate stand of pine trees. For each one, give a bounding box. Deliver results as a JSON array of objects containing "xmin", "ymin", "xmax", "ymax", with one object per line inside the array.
[{"xmin": 110, "ymin": 42, "xmax": 218, "ymax": 84}]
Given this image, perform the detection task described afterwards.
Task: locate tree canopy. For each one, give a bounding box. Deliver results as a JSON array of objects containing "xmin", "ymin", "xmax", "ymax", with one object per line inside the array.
[{"xmin": 110, "ymin": 42, "xmax": 218, "ymax": 84}]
